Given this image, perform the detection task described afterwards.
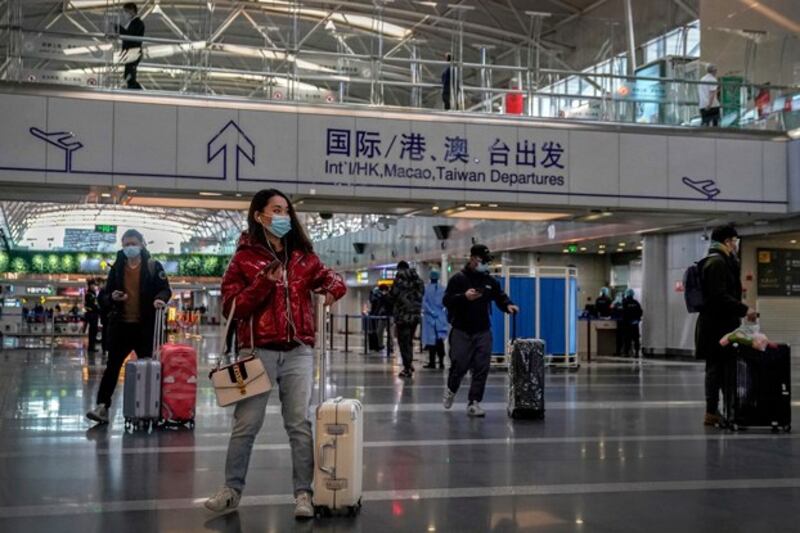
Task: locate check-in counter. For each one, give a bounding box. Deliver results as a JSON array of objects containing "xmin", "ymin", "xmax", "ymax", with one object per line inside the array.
[{"xmin": 578, "ymin": 318, "xmax": 619, "ymax": 361}]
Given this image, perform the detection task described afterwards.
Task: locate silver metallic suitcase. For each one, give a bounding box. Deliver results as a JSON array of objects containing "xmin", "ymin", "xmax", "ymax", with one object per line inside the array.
[{"xmin": 123, "ymin": 308, "xmax": 165, "ymax": 431}]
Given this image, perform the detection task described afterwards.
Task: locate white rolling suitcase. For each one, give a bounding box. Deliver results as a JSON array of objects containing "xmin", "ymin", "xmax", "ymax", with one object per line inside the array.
[{"xmin": 313, "ymin": 298, "xmax": 363, "ymax": 516}]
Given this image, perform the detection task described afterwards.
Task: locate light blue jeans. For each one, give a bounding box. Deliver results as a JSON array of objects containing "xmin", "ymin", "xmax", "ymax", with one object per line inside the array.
[{"xmin": 224, "ymin": 346, "xmax": 314, "ymax": 496}]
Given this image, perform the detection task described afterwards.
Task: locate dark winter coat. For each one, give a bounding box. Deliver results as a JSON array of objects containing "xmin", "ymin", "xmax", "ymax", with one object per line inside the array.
[
  {"xmin": 443, "ymin": 266, "xmax": 513, "ymax": 335},
  {"xmin": 621, "ymin": 297, "xmax": 643, "ymax": 325},
  {"xmin": 694, "ymin": 248, "xmax": 748, "ymax": 359},
  {"xmin": 119, "ymin": 17, "xmax": 145, "ymax": 51},
  {"xmin": 388, "ymin": 268, "xmax": 424, "ymax": 325},
  {"xmin": 99, "ymin": 249, "xmax": 172, "ymax": 350}
]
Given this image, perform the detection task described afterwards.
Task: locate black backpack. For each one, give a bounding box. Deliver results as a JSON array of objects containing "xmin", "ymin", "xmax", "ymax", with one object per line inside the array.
[{"xmin": 683, "ymin": 256, "xmax": 711, "ymax": 313}]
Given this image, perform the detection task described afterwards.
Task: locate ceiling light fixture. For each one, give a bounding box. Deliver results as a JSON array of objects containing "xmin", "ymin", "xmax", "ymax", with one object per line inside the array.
[
  {"xmin": 446, "ymin": 210, "xmax": 569, "ymax": 222},
  {"xmin": 199, "ymin": 191, "xmax": 223, "ymax": 197}
]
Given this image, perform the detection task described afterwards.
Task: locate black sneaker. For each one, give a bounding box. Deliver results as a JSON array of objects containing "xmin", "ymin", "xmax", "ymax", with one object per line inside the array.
[{"xmin": 398, "ymin": 369, "xmax": 412, "ymax": 378}]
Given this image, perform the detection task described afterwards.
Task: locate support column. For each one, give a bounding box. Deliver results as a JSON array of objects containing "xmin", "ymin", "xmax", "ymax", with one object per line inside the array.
[
  {"xmin": 641, "ymin": 235, "xmax": 667, "ymax": 355},
  {"xmin": 623, "ymin": 0, "xmax": 637, "ymax": 74},
  {"xmin": 477, "ymin": 45, "xmax": 494, "ymax": 113},
  {"xmin": 440, "ymin": 253, "xmax": 450, "ymax": 284},
  {"xmin": 410, "ymin": 43, "xmax": 421, "ymax": 108}
]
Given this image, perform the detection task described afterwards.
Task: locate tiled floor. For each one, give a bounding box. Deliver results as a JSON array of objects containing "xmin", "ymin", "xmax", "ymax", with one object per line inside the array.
[{"xmin": 0, "ymin": 331, "xmax": 798, "ymax": 532}]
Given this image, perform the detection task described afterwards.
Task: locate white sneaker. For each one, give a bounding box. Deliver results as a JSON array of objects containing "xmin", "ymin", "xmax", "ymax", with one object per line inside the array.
[
  {"xmin": 442, "ymin": 388, "xmax": 455, "ymax": 410},
  {"xmin": 86, "ymin": 404, "xmax": 109, "ymax": 424},
  {"xmin": 467, "ymin": 402, "xmax": 486, "ymax": 417},
  {"xmin": 204, "ymin": 487, "xmax": 241, "ymax": 513},
  {"xmin": 294, "ymin": 491, "xmax": 314, "ymax": 519}
]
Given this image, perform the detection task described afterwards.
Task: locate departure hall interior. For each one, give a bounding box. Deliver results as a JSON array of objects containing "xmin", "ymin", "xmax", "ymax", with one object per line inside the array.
[{"xmin": 0, "ymin": 0, "xmax": 799, "ymax": 531}]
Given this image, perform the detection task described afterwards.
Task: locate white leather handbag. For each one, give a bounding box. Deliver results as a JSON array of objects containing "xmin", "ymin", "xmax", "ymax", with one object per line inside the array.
[{"xmin": 209, "ymin": 301, "xmax": 271, "ymax": 407}]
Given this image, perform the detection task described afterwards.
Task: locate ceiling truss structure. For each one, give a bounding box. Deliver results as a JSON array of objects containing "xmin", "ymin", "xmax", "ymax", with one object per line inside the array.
[
  {"xmin": 1, "ymin": 0, "xmax": 695, "ymax": 106},
  {"xmin": 0, "ymin": 201, "xmax": 245, "ymax": 250}
]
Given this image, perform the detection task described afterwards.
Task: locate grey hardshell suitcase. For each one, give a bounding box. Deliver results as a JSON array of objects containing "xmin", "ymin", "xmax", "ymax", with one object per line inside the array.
[{"xmin": 123, "ymin": 308, "xmax": 165, "ymax": 431}]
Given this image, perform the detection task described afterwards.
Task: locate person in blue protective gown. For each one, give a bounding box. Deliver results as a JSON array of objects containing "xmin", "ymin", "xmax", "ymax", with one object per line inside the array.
[{"xmin": 422, "ymin": 270, "xmax": 449, "ymax": 370}]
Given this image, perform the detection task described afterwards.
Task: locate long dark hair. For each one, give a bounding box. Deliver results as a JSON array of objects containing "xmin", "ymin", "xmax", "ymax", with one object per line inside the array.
[{"xmin": 247, "ymin": 189, "xmax": 314, "ymax": 254}]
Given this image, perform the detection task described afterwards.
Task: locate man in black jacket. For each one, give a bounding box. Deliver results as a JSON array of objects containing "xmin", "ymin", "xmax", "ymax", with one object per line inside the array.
[
  {"xmin": 441, "ymin": 53, "xmax": 454, "ymax": 111},
  {"xmin": 86, "ymin": 229, "xmax": 171, "ymax": 424},
  {"xmin": 443, "ymin": 245, "xmax": 518, "ymax": 417},
  {"xmin": 118, "ymin": 3, "xmax": 145, "ymax": 90},
  {"xmin": 388, "ymin": 261, "xmax": 425, "ymax": 378},
  {"xmin": 620, "ymin": 289, "xmax": 643, "ymax": 357},
  {"xmin": 695, "ymin": 225, "xmax": 756, "ymax": 426}
]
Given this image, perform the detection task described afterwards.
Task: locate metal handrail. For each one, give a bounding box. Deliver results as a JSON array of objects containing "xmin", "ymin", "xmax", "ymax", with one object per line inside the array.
[{"xmin": 4, "ymin": 25, "xmax": 797, "ymax": 131}]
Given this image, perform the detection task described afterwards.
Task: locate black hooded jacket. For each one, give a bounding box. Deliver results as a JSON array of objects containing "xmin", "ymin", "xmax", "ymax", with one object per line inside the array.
[{"xmin": 444, "ymin": 265, "xmax": 513, "ymax": 334}]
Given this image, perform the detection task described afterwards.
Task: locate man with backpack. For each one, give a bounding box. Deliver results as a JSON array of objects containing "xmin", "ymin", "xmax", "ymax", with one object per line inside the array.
[{"xmin": 688, "ymin": 225, "xmax": 757, "ymax": 426}]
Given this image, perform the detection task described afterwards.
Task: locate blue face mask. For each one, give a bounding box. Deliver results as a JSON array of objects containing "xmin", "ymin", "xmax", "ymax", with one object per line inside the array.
[
  {"xmin": 476, "ymin": 262, "xmax": 490, "ymax": 273},
  {"xmin": 266, "ymin": 215, "xmax": 292, "ymax": 238},
  {"xmin": 123, "ymin": 245, "xmax": 141, "ymax": 259}
]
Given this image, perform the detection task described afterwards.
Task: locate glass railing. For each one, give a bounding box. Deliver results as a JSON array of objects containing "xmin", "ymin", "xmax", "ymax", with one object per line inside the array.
[{"xmin": 1, "ymin": 26, "xmax": 798, "ymax": 133}]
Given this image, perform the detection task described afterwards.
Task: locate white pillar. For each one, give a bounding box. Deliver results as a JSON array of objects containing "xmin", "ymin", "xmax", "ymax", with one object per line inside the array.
[{"xmin": 641, "ymin": 235, "xmax": 667, "ymax": 355}]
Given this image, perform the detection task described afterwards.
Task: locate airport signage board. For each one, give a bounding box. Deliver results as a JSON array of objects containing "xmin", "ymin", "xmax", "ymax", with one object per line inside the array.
[
  {"xmin": 0, "ymin": 90, "xmax": 789, "ymax": 214},
  {"xmin": 757, "ymin": 248, "xmax": 800, "ymax": 297}
]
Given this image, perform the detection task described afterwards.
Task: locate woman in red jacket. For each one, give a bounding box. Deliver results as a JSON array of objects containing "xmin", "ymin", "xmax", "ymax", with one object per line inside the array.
[{"xmin": 206, "ymin": 189, "xmax": 346, "ymax": 519}]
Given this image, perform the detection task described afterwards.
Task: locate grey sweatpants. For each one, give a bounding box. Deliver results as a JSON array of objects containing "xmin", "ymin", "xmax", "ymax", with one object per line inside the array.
[{"xmin": 447, "ymin": 328, "xmax": 492, "ymax": 403}]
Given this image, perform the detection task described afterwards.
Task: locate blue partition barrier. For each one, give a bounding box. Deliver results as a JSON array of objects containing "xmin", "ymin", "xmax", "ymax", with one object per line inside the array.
[{"xmin": 490, "ymin": 275, "xmax": 577, "ymax": 356}]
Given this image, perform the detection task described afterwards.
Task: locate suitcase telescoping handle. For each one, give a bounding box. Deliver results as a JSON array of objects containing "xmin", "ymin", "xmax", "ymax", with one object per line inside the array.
[
  {"xmin": 316, "ymin": 295, "xmax": 328, "ymax": 405},
  {"xmin": 511, "ymin": 311, "xmax": 517, "ymax": 342},
  {"xmin": 152, "ymin": 306, "xmax": 166, "ymax": 360}
]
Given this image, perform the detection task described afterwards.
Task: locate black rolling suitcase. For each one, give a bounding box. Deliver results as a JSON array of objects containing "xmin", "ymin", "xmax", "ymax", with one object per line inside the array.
[
  {"xmin": 723, "ymin": 343, "xmax": 791, "ymax": 432},
  {"xmin": 507, "ymin": 317, "xmax": 545, "ymax": 419}
]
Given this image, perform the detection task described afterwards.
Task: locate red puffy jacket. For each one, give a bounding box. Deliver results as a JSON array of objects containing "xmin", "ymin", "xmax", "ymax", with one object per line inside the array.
[{"xmin": 222, "ymin": 233, "xmax": 346, "ymax": 348}]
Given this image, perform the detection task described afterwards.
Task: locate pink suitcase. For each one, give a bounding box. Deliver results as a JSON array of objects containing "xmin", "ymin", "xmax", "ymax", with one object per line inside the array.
[{"xmin": 160, "ymin": 343, "xmax": 197, "ymax": 426}]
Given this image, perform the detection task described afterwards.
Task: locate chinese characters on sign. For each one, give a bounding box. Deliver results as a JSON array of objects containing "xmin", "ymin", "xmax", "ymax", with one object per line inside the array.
[{"xmin": 324, "ymin": 128, "xmax": 567, "ymax": 188}]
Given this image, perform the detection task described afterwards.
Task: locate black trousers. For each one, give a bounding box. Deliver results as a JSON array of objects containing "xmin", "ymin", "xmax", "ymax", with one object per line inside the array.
[
  {"xmin": 705, "ymin": 348, "xmax": 726, "ymax": 414},
  {"xmin": 86, "ymin": 313, "xmax": 99, "ymax": 352},
  {"xmin": 96, "ymin": 322, "xmax": 152, "ymax": 407},
  {"xmin": 701, "ymin": 106, "xmax": 720, "ymax": 127},
  {"xmin": 396, "ymin": 321, "xmax": 417, "ymax": 371},
  {"xmin": 124, "ymin": 57, "xmax": 143, "ymax": 90},
  {"xmin": 426, "ymin": 339, "xmax": 445, "ymax": 366},
  {"xmin": 442, "ymin": 90, "xmax": 451, "ymax": 111},
  {"xmin": 447, "ymin": 328, "xmax": 492, "ymax": 403},
  {"xmin": 622, "ymin": 322, "xmax": 641, "ymax": 356}
]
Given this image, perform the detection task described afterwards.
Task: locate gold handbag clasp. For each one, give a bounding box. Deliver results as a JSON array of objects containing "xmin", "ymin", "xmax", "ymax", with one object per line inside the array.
[{"xmin": 232, "ymin": 363, "xmax": 247, "ymax": 395}]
